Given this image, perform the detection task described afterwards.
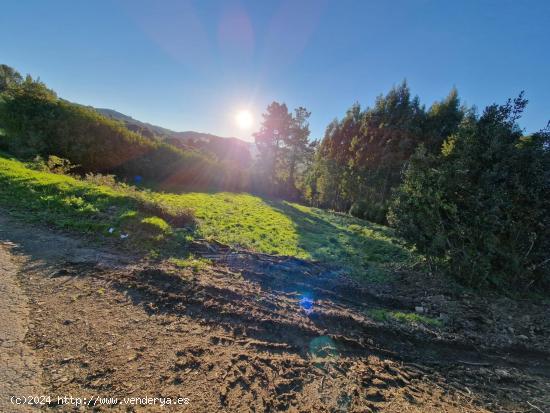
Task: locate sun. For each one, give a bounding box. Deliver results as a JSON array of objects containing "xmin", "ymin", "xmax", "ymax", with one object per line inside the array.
[{"xmin": 235, "ymin": 110, "xmax": 253, "ymax": 129}]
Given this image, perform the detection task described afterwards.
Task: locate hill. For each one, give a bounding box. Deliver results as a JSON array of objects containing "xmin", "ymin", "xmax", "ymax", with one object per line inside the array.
[
  {"xmin": 95, "ymin": 107, "xmax": 256, "ymax": 167},
  {"xmin": 0, "ymin": 78, "xmax": 250, "ymax": 192}
]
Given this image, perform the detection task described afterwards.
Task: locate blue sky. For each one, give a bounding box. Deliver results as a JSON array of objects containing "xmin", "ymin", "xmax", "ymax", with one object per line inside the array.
[{"xmin": 2, "ymin": 0, "xmax": 549, "ymax": 141}]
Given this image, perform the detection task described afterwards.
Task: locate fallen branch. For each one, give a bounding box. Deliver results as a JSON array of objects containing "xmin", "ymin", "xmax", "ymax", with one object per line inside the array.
[
  {"xmin": 527, "ymin": 400, "xmax": 544, "ymax": 413},
  {"xmin": 457, "ymin": 360, "xmax": 491, "ymax": 367}
]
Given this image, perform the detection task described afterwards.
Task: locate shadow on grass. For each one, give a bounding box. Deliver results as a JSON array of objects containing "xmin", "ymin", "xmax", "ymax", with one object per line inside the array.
[{"xmin": 263, "ymin": 199, "xmax": 410, "ymax": 279}]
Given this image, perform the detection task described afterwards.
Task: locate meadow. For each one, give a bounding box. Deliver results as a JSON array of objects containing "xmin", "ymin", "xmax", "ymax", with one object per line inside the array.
[{"xmin": 0, "ymin": 153, "xmax": 414, "ymax": 280}]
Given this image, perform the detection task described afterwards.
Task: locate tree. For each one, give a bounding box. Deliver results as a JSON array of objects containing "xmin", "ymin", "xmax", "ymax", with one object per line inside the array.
[
  {"xmin": 306, "ymin": 82, "xmax": 466, "ymax": 223},
  {"xmin": 252, "ymin": 102, "xmax": 292, "ymax": 194},
  {"xmin": 0, "ymin": 64, "xmax": 23, "ymax": 93},
  {"xmin": 284, "ymin": 106, "xmax": 311, "ymax": 197},
  {"xmin": 0, "ymin": 75, "xmax": 58, "ymax": 156},
  {"xmin": 389, "ymin": 94, "xmax": 550, "ymax": 291},
  {"xmin": 424, "ymin": 87, "xmax": 465, "ymax": 153}
]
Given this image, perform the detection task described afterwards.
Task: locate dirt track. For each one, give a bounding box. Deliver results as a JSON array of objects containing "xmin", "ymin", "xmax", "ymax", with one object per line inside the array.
[
  {"xmin": 0, "ymin": 213, "xmax": 549, "ymax": 412},
  {"xmin": 0, "ymin": 244, "xmax": 43, "ymax": 412}
]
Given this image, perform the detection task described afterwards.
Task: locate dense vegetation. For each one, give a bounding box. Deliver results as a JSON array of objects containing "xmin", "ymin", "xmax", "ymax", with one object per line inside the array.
[
  {"xmin": 389, "ymin": 96, "xmax": 550, "ymax": 290},
  {"xmin": 96, "ymin": 108, "xmax": 254, "ymax": 169},
  {"xmin": 0, "ymin": 64, "xmax": 548, "ymax": 291},
  {"xmin": 251, "ymin": 83, "xmax": 548, "ymax": 291},
  {"xmin": 305, "ymin": 84, "xmax": 464, "ymax": 223}
]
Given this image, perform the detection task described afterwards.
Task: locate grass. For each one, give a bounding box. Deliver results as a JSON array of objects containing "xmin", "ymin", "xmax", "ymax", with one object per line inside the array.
[
  {"xmin": 367, "ymin": 308, "xmax": 443, "ymax": 327},
  {"xmin": 0, "ymin": 154, "xmax": 131, "ymax": 233},
  {"xmin": 154, "ymin": 192, "xmax": 414, "ymax": 279},
  {"xmin": 0, "ymin": 153, "xmax": 415, "ymax": 280},
  {"xmin": 0, "ymin": 154, "xmax": 181, "ymax": 249},
  {"xmin": 168, "ymin": 257, "xmax": 212, "ymax": 272}
]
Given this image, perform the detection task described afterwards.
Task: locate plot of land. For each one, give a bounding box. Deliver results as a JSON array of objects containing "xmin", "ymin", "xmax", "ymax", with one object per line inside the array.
[
  {"xmin": 1, "ymin": 154, "xmax": 549, "ymax": 412},
  {"xmin": 0, "ymin": 154, "xmax": 411, "ymax": 280}
]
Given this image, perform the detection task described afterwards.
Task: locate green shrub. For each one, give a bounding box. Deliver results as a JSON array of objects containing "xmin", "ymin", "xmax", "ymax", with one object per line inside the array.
[
  {"xmin": 27, "ymin": 155, "xmax": 78, "ymax": 175},
  {"xmin": 349, "ymin": 200, "xmax": 387, "ymax": 224},
  {"xmin": 117, "ymin": 212, "xmax": 172, "ymax": 243},
  {"xmin": 83, "ymin": 172, "xmax": 118, "ymax": 187},
  {"xmin": 367, "ymin": 308, "xmax": 442, "ymax": 327},
  {"xmin": 389, "ymin": 95, "xmax": 549, "ymax": 291}
]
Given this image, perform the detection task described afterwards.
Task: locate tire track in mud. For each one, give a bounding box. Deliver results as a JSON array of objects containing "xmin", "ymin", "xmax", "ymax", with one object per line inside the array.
[
  {"xmin": 105, "ymin": 259, "xmax": 549, "ymax": 411},
  {"xmin": 115, "ymin": 262, "xmax": 550, "ymax": 376}
]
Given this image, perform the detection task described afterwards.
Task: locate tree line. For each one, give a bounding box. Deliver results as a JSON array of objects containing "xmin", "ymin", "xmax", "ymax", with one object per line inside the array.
[
  {"xmin": 251, "ymin": 81, "xmax": 548, "ymax": 291},
  {"xmin": 254, "ymin": 82, "xmax": 465, "ymax": 222}
]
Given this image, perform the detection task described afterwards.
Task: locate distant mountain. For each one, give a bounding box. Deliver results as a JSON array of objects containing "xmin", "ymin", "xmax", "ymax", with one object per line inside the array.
[{"xmin": 95, "ymin": 108, "xmax": 257, "ymax": 167}]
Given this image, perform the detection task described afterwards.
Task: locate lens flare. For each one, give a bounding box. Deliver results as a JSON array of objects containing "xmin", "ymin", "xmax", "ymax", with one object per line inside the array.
[
  {"xmin": 236, "ymin": 110, "xmax": 253, "ymax": 129},
  {"xmin": 299, "ymin": 294, "xmax": 314, "ymax": 315}
]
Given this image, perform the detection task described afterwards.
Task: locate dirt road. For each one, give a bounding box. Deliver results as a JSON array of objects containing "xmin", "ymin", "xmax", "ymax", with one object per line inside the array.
[
  {"xmin": 0, "ymin": 243, "xmax": 43, "ymax": 412},
  {"xmin": 0, "ymin": 213, "xmax": 548, "ymax": 412}
]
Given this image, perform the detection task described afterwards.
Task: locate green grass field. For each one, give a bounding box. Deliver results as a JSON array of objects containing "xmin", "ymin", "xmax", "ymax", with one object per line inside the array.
[{"xmin": 0, "ymin": 153, "xmax": 414, "ymax": 279}]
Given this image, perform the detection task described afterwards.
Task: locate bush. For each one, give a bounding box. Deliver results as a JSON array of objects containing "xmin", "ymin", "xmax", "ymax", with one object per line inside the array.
[
  {"xmin": 116, "ymin": 211, "xmax": 172, "ymax": 243},
  {"xmin": 46, "ymin": 155, "xmax": 78, "ymax": 174},
  {"xmin": 139, "ymin": 216, "xmax": 172, "ymax": 236},
  {"xmin": 389, "ymin": 95, "xmax": 549, "ymax": 292},
  {"xmin": 83, "ymin": 172, "xmax": 117, "ymax": 187},
  {"xmin": 349, "ymin": 200, "xmax": 387, "ymax": 224},
  {"xmin": 27, "ymin": 155, "xmax": 78, "ymax": 175}
]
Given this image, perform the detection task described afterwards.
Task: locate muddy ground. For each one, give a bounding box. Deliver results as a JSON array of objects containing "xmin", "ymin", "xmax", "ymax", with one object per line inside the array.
[{"xmin": 0, "ymin": 213, "xmax": 548, "ymax": 412}]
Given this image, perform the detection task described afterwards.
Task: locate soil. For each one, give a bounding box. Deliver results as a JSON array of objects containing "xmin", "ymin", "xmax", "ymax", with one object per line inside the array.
[
  {"xmin": 0, "ymin": 243, "xmax": 43, "ymax": 412},
  {"xmin": 0, "ymin": 212, "xmax": 548, "ymax": 412}
]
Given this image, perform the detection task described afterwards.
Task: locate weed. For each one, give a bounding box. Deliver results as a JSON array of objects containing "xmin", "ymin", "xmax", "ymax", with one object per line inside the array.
[
  {"xmin": 168, "ymin": 257, "xmax": 212, "ymax": 272},
  {"xmin": 367, "ymin": 308, "xmax": 443, "ymax": 327}
]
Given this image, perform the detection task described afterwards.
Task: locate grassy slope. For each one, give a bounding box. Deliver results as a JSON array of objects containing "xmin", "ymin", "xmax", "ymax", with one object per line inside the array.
[
  {"xmin": 0, "ymin": 154, "xmax": 413, "ymax": 279},
  {"xmin": 0, "ymin": 155, "xmax": 130, "ymax": 232}
]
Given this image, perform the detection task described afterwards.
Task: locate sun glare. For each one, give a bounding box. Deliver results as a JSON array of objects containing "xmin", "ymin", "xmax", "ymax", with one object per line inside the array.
[{"xmin": 236, "ymin": 110, "xmax": 253, "ymax": 129}]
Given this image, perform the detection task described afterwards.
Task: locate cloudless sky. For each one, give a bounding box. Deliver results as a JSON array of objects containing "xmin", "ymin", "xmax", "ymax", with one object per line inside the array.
[{"xmin": 1, "ymin": 0, "xmax": 549, "ymax": 141}]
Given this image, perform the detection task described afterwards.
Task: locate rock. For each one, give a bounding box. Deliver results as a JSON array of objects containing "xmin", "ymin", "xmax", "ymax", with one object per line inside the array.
[
  {"xmin": 415, "ymin": 306, "xmax": 425, "ymax": 314},
  {"xmin": 495, "ymin": 369, "xmax": 511, "ymax": 379},
  {"xmin": 517, "ymin": 334, "xmax": 528, "ymax": 340}
]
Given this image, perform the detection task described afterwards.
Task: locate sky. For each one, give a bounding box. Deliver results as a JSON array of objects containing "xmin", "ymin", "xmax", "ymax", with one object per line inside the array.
[{"xmin": 1, "ymin": 0, "xmax": 549, "ymax": 142}]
